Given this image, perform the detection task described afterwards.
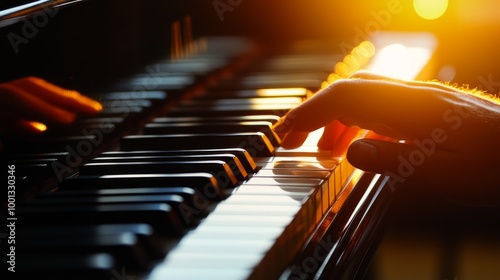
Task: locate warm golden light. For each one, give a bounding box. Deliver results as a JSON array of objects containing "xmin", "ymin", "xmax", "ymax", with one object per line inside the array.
[
  {"xmin": 354, "ymin": 41, "xmax": 376, "ymax": 62},
  {"xmin": 320, "ymin": 41, "xmax": 375, "ymax": 90},
  {"xmin": 367, "ymin": 32, "xmax": 436, "ymax": 80},
  {"xmin": 327, "ymin": 73, "xmax": 340, "ymax": 84},
  {"xmin": 334, "ymin": 62, "xmax": 349, "ymax": 77},
  {"xmin": 413, "ymin": 0, "xmax": 448, "ymax": 20},
  {"xmin": 368, "ymin": 42, "xmax": 433, "ymax": 80},
  {"xmin": 28, "ymin": 121, "xmax": 47, "ymax": 132},
  {"xmin": 370, "ymin": 43, "xmax": 409, "ymax": 78}
]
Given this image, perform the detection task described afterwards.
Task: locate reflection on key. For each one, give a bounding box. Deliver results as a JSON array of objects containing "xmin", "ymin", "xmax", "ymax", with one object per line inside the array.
[
  {"xmin": 211, "ymin": 204, "xmax": 301, "ymax": 216},
  {"xmin": 233, "ymin": 185, "xmax": 315, "ymax": 196},
  {"xmin": 150, "ymin": 267, "xmax": 253, "ymax": 280}
]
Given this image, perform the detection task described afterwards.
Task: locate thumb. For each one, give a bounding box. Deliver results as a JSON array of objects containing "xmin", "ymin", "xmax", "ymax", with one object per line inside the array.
[
  {"xmin": 347, "ymin": 138, "xmax": 500, "ymax": 202},
  {"xmin": 346, "ymin": 138, "xmax": 468, "ymax": 186}
]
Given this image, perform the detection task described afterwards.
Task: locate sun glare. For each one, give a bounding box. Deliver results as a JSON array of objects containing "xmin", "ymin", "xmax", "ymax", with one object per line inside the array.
[
  {"xmin": 368, "ymin": 42, "xmax": 433, "ymax": 80},
  {"xmin": 413, "ymin": 0, "xmax": 448, "ymax": 20},
  {"xmin": 28, "ymin": 121, "xmax": 47, "ymax": 132}
]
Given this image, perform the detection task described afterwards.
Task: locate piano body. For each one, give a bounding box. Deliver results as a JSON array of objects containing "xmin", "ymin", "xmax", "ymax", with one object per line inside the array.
[{"xmin": 3, "ymin": 0, "xmax": 498, "ymax": 279}]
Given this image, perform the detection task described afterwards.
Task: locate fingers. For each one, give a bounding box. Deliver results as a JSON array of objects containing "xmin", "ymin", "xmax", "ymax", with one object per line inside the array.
[
  {"xmin": 363, "ymin": 130, "xmax": 395, "ymax": 141},
  {"xmin": 316, "ymin": 120, "xmax": 347, "ymax": 150},
  {"xmin": 318, "ymin": 121, "xmax": 362, "ymax": 156},
  {"xmin": 350, "ymin": 70, "xmax": 464, "ymax": 93},
  {"xmin": 279, "ymin": 131, "xmax": 309, "ymax": 149},
  {"xmin": 0, "ymin": 82, "xmax": 77, "ymax": 125},
  {"xmin": 278, "ymin": 119, "xmax": 348, "ymax": 149},
  {"xmin": 0, "ymin": 111, "xmax": 48, "ymax": 135},
  {"xmin": 9, "ymin": 77, "xmax": 102, "ymax": 115},
  {"xmin": 279, "ymin": 118, "xmax": 363, "ymax": 157},
  {"xmin": 346, "ymin": 138, "xmax": 469, "ymax": 186},
  {"xmin": 274, "ymin": 77, "xmax": 469, "ymax": 142},
  {"xmin": 0, "ymin": 77, "xmax": 103, "ymax": 130},
  {"xmin": 347, "ymin": 137, "xmax": 500, "ymax": 199},
  {"xmin": 347, "ymin": 138, "xmax": 458, "ymax": 175}
]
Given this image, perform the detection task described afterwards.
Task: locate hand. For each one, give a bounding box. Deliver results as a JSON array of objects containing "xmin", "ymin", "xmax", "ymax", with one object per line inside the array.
[
  {"xmin": 274, "ymin": 72, "xmax": 500, "ymax": 202},
  {"xmin": 0, "ymin": 76, "xmax": 102, "ymax": 135}
]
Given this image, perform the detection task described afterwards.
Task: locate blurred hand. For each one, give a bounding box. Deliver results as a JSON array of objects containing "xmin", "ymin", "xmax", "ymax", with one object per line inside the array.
[
  {"xmin": 274, "ymin": 72, "xmax": 500, "ymax": 201},
  {"xmin": 0, "ymin": 76, "xmax": 102, "ymax": 135}
]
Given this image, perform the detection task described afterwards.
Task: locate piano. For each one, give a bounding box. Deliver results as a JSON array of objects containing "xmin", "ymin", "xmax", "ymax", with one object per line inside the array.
[{"xmin": 0, "ymin": 0, "xmax": 445, "ymax": 279}]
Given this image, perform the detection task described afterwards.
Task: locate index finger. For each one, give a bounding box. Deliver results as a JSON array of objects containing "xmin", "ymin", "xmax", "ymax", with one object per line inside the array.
[
  {"xmin": 10, "ymin": 77, "xmax": 102, "ymax": 115},
  {"xmin": 274, "ymin": 78, "xmax": 474, "ymax": 141}
]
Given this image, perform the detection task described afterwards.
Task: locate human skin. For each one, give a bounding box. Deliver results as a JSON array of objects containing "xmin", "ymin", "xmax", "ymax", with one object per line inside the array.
[
  {"xmin": 0, "ymin": 76, "xmax": 102, "ymax": 134},
  {"xmin": 274, "ymin": 72, "xmax": 500, "ymax": 203}
]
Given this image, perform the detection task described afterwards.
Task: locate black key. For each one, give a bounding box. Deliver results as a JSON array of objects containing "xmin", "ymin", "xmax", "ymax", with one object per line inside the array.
[
  {"xmin": 143, "ymin": 121, "xmax": 281, "ymax": 147},
  {"xmin": 24, "ymin": 194, "xmax": 184, "ymax": 205},
  {"xmin": 148, "ymin": 57, "xmax": 227, "ymax": 74},
  {"xmin": 6, "ymin": 135, "xmax": 97, "ymax": 153},
  {"xmin": 96, "ymin": 91, "xmax": 167, "ymax": 100},
  {"xmin": 18, "ymin": 224, "xmax": 167, "ymax": 258},
  {"xmin": 120, "ymin": 132, "xmax": 275, "ymax": 157},
  {"xmin": 1, "ymin": 152, "xmax": 69, "ymax": 161},
  {"xmin": 39, "ymin": 122, "xmax": 116, "ymax": 138},
  {"xmin": 59, "ymin": 173, "xmax": 223, "ymax": 200},
  {"xmin": 212, "ymin": 72, "xmax": 328, "ymax": 90},
  {"xmin": 152, "ymin": 115, "xmax": 281, "ymax": 124},
  {"xmin": 37, "ymin": 187, "xmax": 212, "ymax": 217},
  {"xmin": 18, "ymin": 232, "xmax": 152, "ymax": 270},
  {"xmin": 89, "ymin": 154, "xmax": 248, "ymax": 181},
  {"xmin": 9, "ymin": 163, "xmax": 52, "ymax": 179},
  {"xmin": 24, "ymin": 194, "xmax": 199, "ymax": 227},
  {"xmin": 193, "ymin": 88, "xmax": 311, "ymax": 99},
  {"xmin": 100, "ymin": 99, "xmax": 153, "ymax": 108},
  {"xmin": 110, "ymin": 74, "xmax": 195, "ymax": 91},
  {"xmin": 99, "ymin": 106, "xmax": 145, "ymax": 116},
  {"xmin": 3, "ymin": 158, "xmax": 57, "ymax": 165},
  {"xmin": 18, "ymin": 253, "xmax": 116, "ymax": 280},
  {"xmin": 79, "ymin": 161, "xmax": 238, "ymax": 188},
  {"xmin": 252, "ymin": 54, "xmax": 343, "ymax": 72},
  {"xmin": 74, "ymin": 117, "xmax": 125, "ymax": 125},
  {"xmin": 168, "ymin": 103, "xmax": 295, "ymax": 117},
  {"xmin": 17, "ymin": 203, "xmax": 184, "ymax": 236},
  {"xmin": 101, "ymin": 148, "xmax": 258, "ymax": 173},
  {"xmin": 178, "ymin": 97, "xmax": 302, "ymax": 106},
  {"xmin": 88, "ymin": 97, "xmax": 158, "ymax": 121}
]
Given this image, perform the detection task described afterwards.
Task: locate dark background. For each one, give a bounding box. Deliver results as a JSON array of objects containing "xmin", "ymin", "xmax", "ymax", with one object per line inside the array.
[{"xmin": 2, "ymin": 0, "xmax": 500, "ymax": 93}]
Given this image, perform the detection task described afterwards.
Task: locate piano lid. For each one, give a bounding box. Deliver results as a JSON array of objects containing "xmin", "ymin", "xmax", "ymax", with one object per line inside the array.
[
  {"xmin": 0, "ymin": 0, "xmax": 85, "ymax": 27},
  {"xmin": 0, "ymin": 0, "xmax": 188, "ymax": 88}
]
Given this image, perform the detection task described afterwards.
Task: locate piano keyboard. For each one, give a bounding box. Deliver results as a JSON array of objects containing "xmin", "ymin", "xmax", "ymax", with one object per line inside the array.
[{"xmin": 4, "ymin": 34, "xmax": 435, "ymax": 279}]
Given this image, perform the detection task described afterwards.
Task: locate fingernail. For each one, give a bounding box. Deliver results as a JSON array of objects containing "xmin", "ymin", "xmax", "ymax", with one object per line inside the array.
[
  {"xmin": 90, "ymin": 101, "xmax": 103, "ymax": 112},
  {"xmin": 27, "ymin": 121, "xmax": 47, "ymax": 133},
  {"xmin": 81, "ymin": 96, "xmax": 103, "ymax": 113}
]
